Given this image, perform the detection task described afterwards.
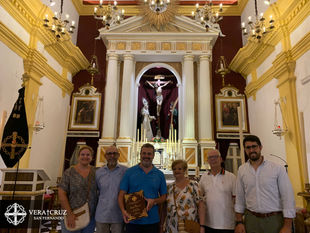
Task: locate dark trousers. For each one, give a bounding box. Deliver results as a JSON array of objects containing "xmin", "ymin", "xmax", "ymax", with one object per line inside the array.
[
  {"xmin": 125, "ymin": 223, "xmax": 159, "ymax": 233},
  {"xmin": 203, "ymin": 225, "xmax": 234, "ymax": 233}
]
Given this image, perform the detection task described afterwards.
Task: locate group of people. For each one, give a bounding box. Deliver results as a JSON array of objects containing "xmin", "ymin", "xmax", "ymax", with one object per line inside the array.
[{"xmin": 58, "ymin": 135, "xmax": 296, "ymax": 233}]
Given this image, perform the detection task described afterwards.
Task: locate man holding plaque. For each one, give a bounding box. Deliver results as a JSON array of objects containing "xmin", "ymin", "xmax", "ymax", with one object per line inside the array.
[
  {"xmin": 95, "ymin": 145, "xmax": 128, "ymax": 233},
  {"xmin": 118, "ymin": 143, "xmax": 167, "ymax": 233}
]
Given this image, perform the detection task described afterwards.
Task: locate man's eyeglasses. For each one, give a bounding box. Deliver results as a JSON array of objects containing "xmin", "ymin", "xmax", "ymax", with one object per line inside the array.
[
  {"xmin": 245, "ymin": 145, "xmax": 259, "ymax": 150},
  {"xmin": 106, "ymin": 152, "xmax": 119, "ymax": 156},
  {"xmin": 207, "ymin": 155, "xmax": 220, "ymax": 160}
]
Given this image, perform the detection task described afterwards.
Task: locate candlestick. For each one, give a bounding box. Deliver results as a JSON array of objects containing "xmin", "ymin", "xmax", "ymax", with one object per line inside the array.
[
  {"xmin": 237, "ymin": 106, "xmax": 245, "ymax": 164},
  {"xmin": 174, "ymin": 129, "xmax": 177, "ymax": 153},
  {"xmin": 144, "ymin": 129, "xmax": 146, "ymax": 142},
  {"xmin": 195, "ymin": 166, "xmax": 200, "ymax": 178}
]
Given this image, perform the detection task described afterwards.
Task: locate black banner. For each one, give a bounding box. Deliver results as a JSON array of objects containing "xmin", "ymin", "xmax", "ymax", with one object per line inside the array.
[{"xmin": 0, "ymin": 87, "xmax": 29, "ymax": 167}]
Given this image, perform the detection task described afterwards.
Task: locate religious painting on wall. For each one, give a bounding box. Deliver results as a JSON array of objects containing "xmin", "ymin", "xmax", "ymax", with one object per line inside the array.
[
  {"xmin": 69, "ymin": 84, "xmax": 101, "ymax": 130},
  {"xmin": 215, "ymin": 86, "xmax": 248, "ymax": 132}
]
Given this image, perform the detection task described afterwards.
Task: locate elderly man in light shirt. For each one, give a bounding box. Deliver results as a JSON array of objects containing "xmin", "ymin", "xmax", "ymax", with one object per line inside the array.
[
  {"xmin": 95, "ymin": 145, "xmax": 127, "ymax": 233},
  {"xmin": 235, "ymin": 135, "xmax": 296, "ymax": 233},
  {"xmin": 199, "ymin": 149, "xmax": 236, "ymax": 233}
]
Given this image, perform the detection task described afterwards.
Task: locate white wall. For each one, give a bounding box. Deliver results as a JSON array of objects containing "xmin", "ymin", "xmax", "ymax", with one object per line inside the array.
[
  {"xmin": 295, "ymin": 50, "xmax": 310, "ymax": 178},
  {"xmin": 247, "ymin": 78, "xmax": 287, "ymax": 165},
  {"xmin": 0, "ymin": 41, "xmax": 24, "ymax": 182},
  {"xmin": 29, "ymin": 77, "xmax": 70, "ymax": 185}
]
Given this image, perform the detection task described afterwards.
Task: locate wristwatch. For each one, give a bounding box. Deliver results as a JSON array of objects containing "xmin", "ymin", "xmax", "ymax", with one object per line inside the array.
[{"xmin": 235, "ymin": 221, "xmax": 244, "ymax": 226}]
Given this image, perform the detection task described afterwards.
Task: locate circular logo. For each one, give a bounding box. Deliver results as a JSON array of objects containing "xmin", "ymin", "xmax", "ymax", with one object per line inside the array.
[{"xmin": 5, "ymin": 203, "xmax": 27, "ymax": 226}]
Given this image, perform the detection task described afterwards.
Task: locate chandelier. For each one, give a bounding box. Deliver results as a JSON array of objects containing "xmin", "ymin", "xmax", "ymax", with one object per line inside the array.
[
  {"xmin": 241, "ymin": 0, "xmax": 275, "ymax": 40},
  {"xmin": 43, "ymin": 0, "xmax": 75, "ymax": 39},
  {"xmin": 192, "ymin": 0, "xmax": 223, "ymax": 31},
  {"xmin": 94, "ymin": 0, "xmax": 125, "ymax": 29},
  {"xmin": 144, "ymin": 0, "xmax": 171, "ymax": 14}
]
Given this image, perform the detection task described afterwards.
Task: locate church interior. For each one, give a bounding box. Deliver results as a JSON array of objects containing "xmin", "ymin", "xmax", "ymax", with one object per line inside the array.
[{"xmin": 0, "ymin": 0, "xmax": 310, "ymax": 231}]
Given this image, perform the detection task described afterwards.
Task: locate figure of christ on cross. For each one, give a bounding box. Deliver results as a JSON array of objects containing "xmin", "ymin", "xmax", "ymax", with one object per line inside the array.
[{"xmin": 146, "ymin": 75, "xmax": 171, "ymax": 117}]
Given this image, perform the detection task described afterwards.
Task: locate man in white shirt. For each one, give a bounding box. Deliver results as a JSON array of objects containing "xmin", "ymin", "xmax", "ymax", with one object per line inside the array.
[
  {"xmin": 235, "ymin": 135, "xmax": 296, "ymax": 233},
  {"xmin": 199, "ymin": 149, "xmax": 236, "ymax": 233}
]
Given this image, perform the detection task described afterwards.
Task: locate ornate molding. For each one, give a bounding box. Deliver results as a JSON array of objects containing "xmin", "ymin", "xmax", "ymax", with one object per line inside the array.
[
  {"xmin": 0, "ymin": 22, "xmax": 29, "ymax": 58},
  {"xmin": 230, "ymin": 0, "xmax": 309, "ymax": 78},
  {"xmin": 1, "ymin": 0, "xmax": 88, "ymax": 76},
  {"xmin": 245, "ymin": 67, "xmax": 274, "ymax": 98},
  {"xmin": 0, "ymin": 21, "xmax": 73, "ymax": 94},
  {"xmin": 72, "ymin": 0, "xmax": 248, "ymax": 16}
]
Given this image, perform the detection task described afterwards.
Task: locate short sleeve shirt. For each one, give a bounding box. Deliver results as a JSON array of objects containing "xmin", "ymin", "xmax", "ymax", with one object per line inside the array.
[
  {"xmin": 120, "ymin": 164, "xmax": 167, "ymax": 224},
  {"xmin": 59, "ymin": 166, "xmax": 97, "ymax": 217},
  {"xmin": 199, "ymin": 169, "xmax": 236, "ymax": 229},
  {"xmin": 95, "ymin": 164, "xmax": 127, "ymax": 223}
]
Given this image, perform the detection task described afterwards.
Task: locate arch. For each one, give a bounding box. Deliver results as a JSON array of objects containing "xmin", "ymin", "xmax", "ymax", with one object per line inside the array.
[
  {"xmin": 133, "ymin": 62, "xmax": 183, "ymax": 142},
  {"xmin": 136, "ymin": 63, "xmax": 181, "ymax": 85}
]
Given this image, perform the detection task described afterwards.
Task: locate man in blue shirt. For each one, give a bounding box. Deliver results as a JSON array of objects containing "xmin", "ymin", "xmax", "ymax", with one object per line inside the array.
[
  {"xmin": 95, "ymin": 145, "xmax": 127, "ymax": 233},
  {"xmin": 118, "ymin": 143, "xmax": 167, "ymax": 233}
]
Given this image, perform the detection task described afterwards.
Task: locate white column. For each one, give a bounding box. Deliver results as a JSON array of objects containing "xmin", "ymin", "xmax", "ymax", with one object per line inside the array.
[
  {"xmin": 182, "ymin": 55, "xmax": 196, "ymax": 141},
  {"xmin": 198, "ymin": 55, "xmax": 213, "ymax": 141},
  {"xmin": 118, "ymin": 54, "xmax": 135, "ymax": 141},
  {"xmin": 101, "ymin": 53, "xmax": 119, "ymax": 142}
]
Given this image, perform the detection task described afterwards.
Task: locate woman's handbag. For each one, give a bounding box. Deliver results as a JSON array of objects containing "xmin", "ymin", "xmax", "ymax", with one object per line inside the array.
[
  {"xmin": 64, "ymin": 202, "xmax": 90, "ymax": 231},
  {"xmin": 184, "ymin": 219, "xmax": 201, "ymax": 233},
  {"xmin": 64, "ymin": 167, "xmax": 94, "ymax": 231}
]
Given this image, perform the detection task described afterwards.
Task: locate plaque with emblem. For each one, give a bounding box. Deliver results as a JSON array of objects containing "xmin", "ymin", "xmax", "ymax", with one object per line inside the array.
[{"xmin": 124, "ymin": 190, "xmax": 148, "ymax": 221}]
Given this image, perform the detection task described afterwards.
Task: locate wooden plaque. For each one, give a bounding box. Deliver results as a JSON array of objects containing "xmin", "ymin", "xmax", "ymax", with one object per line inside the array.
[{"xmin": 124, "ymin": 190, "xmax": 148, "ymax": 221}]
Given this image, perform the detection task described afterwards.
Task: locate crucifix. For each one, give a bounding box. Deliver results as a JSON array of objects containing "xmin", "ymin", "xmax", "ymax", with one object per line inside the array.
[{"xmin": 146, "ymin": 75, "xmax": 171, "ymax": 138}]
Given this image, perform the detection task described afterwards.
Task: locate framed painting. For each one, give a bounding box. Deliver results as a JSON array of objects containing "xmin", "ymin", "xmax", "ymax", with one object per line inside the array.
[
  {"xmin": 215, "ymin": 86, "xmax": 248, "ymax": 132},
  {"xmin": 69, "ymin": 84, "xmax": 101, "ymax": 130}
]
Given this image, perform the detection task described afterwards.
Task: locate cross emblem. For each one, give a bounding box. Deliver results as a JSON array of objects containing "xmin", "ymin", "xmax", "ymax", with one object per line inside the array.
[
  {"xmin": 1, "ymin": 132, "xmax": 28, "ymax": 159},
  {"xmin": 5, "ymin": 203, "xmax": 27, "ymax": 226}
]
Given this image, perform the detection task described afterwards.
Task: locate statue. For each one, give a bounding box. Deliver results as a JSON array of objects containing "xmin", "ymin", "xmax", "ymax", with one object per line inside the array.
[
  {"xmin": 168, "ymin": 100, "xmax": 178, "ymax": 131},
  {"xmin": 141, "ymin": 98, "xmax": 156, "ymax": 140},
  {"xmin": 146, "ymin": 75, "xmax": 171, "ymax": 117}
]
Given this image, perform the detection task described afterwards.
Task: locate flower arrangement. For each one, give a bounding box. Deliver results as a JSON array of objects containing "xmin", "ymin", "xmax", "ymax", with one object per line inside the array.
[{"xmin": 151, "ymin": 137, "xmax": 165, "ymax": 143}]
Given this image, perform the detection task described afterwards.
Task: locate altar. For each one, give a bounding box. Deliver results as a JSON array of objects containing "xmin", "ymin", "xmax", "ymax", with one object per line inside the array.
[{"xmin": 95, "ymin": 15, "xmax": 217, "ymax": 169}]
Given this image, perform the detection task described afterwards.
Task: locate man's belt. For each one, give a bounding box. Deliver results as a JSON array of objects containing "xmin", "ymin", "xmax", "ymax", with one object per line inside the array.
[{"xmin": 246, "ymin": 209, "xmax": 282, "ymax": 218}]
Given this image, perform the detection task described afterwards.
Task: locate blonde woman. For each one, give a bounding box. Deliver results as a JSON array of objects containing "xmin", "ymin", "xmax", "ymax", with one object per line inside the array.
[
  {"xmin": 58, "ymin": 145, "xmax": 97, "ymax": 233},
  {"xmin": 163, "ymin": 160, "xmax": 204, "ymax": 233}
]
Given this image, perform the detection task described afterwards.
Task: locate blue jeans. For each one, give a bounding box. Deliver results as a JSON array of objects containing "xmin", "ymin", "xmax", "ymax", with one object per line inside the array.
[{"xmin": 61, "ymin": 217, "xmax": 96, "ymax": 233}]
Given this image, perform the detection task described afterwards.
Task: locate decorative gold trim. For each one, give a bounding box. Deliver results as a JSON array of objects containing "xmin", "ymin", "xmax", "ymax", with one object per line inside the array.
[
  {"xmin": 72, "ymin": 0, "xmax": 248, "ymax": 16},
  {"xmin": 245, "ymin": 67, "xmax": 274, "ymax": 98},
  {"xmin": 0, "ymin": 22, "xmax": 29, "ymax": 59},
  {"xmin": 230, "ymin": 0, "xmax": 309, "ymax": 78},
  {"xmin": 1, "ymin": 0, "xmax": 88, "ymax": 76},
  {"xmin": 0, "ymin": 22, "xmax": 73, "ymax": 94},
  {"xmin": 101, "ymin": 137, "xmax": 116, "ymax": 140},
  {"xmin": 0, "ymin": 190, "xmax": 46, "ymax": 196}
]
